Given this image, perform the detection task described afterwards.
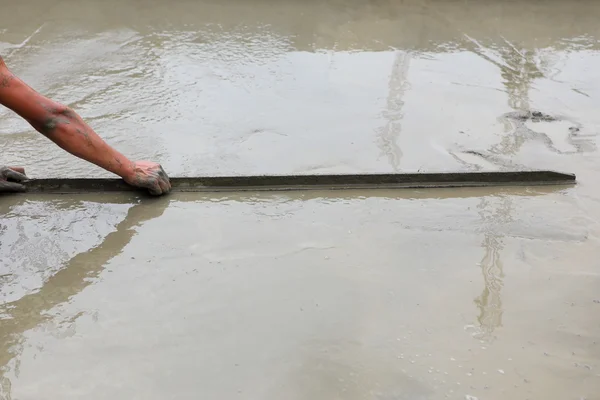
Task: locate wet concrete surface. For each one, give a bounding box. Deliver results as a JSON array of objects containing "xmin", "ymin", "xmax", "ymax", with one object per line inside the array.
[{"xmin": 1, "ymin": 0, "xmax": 600, "ymax": 399}]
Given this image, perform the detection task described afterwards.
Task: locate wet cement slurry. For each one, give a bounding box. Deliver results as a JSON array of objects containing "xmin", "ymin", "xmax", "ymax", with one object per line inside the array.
[{"xmin": 1, "ymin": 0, "xmax": 600, "ymax": 399}]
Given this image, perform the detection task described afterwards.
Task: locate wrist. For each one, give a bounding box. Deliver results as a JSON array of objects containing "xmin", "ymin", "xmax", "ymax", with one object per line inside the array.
[{"xmin": 111, "ymin": 156, "xmax": 135, "ymax": 181}]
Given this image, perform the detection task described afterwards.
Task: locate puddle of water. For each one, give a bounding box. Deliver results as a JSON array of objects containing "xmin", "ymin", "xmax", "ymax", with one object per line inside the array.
[{"xmin": 1, "ymin": 0, "xmax": 600, "ymax": 399}]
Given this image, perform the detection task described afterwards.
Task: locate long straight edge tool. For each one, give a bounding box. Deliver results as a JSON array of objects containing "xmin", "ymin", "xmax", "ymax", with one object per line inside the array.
[{"xmin": 18, "ymin": 170, "xmax": 576, "ymax": 194}]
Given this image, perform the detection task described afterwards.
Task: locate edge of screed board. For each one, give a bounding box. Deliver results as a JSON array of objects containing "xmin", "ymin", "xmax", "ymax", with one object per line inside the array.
[{"xmin": 20, "ymin": 170, "xmax": 576, "ymax": 194}]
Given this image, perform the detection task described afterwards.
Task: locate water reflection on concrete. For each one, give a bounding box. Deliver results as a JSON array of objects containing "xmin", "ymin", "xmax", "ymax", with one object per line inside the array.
[
  {"xmin": 1, "ymin": 185, "xmax": 597, "ymax": 399},
  {"xmin": 375, "ymin": 50, "xmax": 410, "ymax": 172},
  {"xmin": 472, "ymin": 196, "xmax": 513, "ymax": 342},
  {"xmin": 0, "ymin": 196, "xmax": 170, "ymax": 397}
]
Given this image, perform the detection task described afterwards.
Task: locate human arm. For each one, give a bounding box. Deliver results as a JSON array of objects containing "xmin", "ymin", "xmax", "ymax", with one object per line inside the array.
[{"xmin": 0, "ymin": 57, "xmax": 170, "ymax": 195}]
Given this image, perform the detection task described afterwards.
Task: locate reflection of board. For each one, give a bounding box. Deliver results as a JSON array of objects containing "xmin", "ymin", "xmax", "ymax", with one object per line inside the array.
[{"xmin": 20, "ymin": 171, "xmax": 576, "ymax": 194}]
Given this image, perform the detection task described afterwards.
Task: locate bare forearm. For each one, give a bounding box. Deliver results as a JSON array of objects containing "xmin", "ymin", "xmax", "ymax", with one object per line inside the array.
[
  {"xmin": 0, "ymin": 61, "xmax": 134, "ymax": 179},
  {"xmin": 0, "ymin": 57, "xmax": 171, "ymax": 195},
  {"xmin": 28, "ymin": 105, "xmax": 134, "ymax": 178}
]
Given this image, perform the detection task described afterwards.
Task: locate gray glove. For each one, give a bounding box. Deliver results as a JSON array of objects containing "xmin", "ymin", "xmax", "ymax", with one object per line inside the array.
[{"xmin": 0, "ymin": 166, "xmax": 28, "ymax": 193}]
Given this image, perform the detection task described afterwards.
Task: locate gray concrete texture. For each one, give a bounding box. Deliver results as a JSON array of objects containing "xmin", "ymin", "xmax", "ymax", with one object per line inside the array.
[{"xmin": 1, "ymin": 1, "xmax": 600, "ymax": 399}]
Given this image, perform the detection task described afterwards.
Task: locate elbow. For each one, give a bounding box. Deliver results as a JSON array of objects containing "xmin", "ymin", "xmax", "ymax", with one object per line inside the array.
[
  {"xmin": 39, "ymin": 104, "xmax": 75, "ymax": 136},
  {"xmin": 52, "ymin": 104, "xmax": 74, "ymax": 117}
]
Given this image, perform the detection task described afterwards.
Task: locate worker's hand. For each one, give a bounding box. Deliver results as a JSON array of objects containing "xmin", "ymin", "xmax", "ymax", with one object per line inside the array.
[
  {"xmin": 0, "ymin": 166, "xmax": 28, "ymax": 193},
  {"xmin": 123, "ymin": 161, "xmax": 171, "ymax": 196}
]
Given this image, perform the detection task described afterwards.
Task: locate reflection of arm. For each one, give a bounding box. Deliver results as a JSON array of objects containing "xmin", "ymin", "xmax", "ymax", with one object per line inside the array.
[
  {"xmin": 0, "ymin": 196, "xmax": 170, "ymax": 371},
  {"xmin": 0, "ymin": 56, "xmax": 135, "ymax": 180}
]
